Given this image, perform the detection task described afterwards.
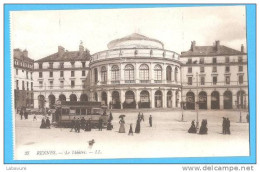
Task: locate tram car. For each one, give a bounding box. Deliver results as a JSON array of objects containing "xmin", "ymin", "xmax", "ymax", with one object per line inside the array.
[{"xmin": 56, "ymin": 101, "xmax": 108, "ymax": 128}]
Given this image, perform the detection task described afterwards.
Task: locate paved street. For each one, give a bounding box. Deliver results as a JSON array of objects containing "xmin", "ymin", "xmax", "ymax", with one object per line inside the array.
[{"xmin": 15, "ymin": 110, "xmax": 250, "ymax": 160}]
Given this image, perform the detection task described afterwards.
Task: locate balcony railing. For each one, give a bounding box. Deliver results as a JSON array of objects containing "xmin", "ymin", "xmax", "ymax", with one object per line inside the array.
[
  {"xmin": 183, "ymin": 81, "xmax": 248, "ymax": 87},
  {"xmin": 125, "ymin": 80, "xmax": 135, "ymax": 84}
]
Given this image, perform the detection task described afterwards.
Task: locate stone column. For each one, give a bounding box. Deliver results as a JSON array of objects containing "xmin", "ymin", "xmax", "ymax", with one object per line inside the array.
[
  {"xmin": 172, "ymin": 90, "xmax": 176, "ymax": 108},
  {"xmin": 162, "ymin": 64, "xmax": 166, "ymax": 84},
  {"xmin": 106, "ymin": 90, "xmax": 111, "ymax": 109},
  {"xmin": 34, "ymin": 93, "xmax": 39, "ymax": 109},
  {"xmin": 135, "ymin": 63, "xmax": 139, "ymax": 84},
  {"xmin": 207, "ymin": 94, "xmax": 211, "ymax": 110},
  {"xmin": 107, "ymin": 64, "xmax": 111, "ymax": 85},
  {"xmin": 135, "ymin": 89, "xmax": 140, "ymax": 109},
  {"xmin": 120, "ymin": 89, "xmax": 125, "ymax": 109},
  {"xmin": 219, "ymin": 93, "xmax": 224, "ymax": 109},
  {"xmin": 150, "ymin": 89, "xmax": 155, "ymax": 108},
  {"xmin": 150, "ymin": 63, "xmax": 154, "ymax": 83},
  {"xmin": 163, "ymin": 89, "xmax": 167, "ymax": 108},
  {"xmin": 120, "ymin": 63, "xmax": 124, "ymax": 84}
]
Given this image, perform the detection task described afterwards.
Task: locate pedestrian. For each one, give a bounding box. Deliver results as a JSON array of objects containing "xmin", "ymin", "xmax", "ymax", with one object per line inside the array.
[
  {"xmin": 119, "ymin": 117, "xmax": 125, "ymax": 133},
  {"xmin": 149, "ymin": 115, "xmax": 152, "ymax": 127},
  {"xmin": 40, "ymin": 117, "xmax": 46, "ymax": 129},
  {"xmin": 135, "ymin": 118, "xmax": 141, "ymax": 133},
  {"xmin": 199, "ymin": 119, "xmax": 208, "ymax": 134},
  {"xmin": 85, "ymin": 118, "xmax": 92, "ymax": 131},
  {"xmin": 80, "ymin": 117, "xmax": 86, "ymax": 129},
  {"xmin": 24, "ymin": 111, "xmax": 28, "ymax": 120},
  {"xmin": 128, "ymin": 124, "xmax": 133, "ymax": 135},
  {"xmin": 20, "ymin": 110, "xmax": 23, "ymax": 120},
  {"xmin": 107, "ymin": 121, "xmax": 113, "ymax": 130},
  {"xmin": 226, "ymin": 118, "xmax": 231, "ymax": 134},
  {"xmin": 75, "ymin": 118, "xmax": 81, "ymax": 133},
  {"xmin": 46, "ymin": 117, "xmax": 51, "ymax": 128},
  {"xmin": 33, "ymin": 114, "xmax": 37, "ymax": 121},
  {"xmin": 98, "ymin": 117, "xmax": 103, "ymax": 131},
  {"xmin": 246, "ymin": 114, "xmax": 249, "ymax": 123},
  {"xmin": 141, "ymin": 113, "xmax": 144, "ymax": 122},
  {"xmin": 188, "ymin": 120, "xmax": 197, "ymax": 133},
  {"xmin": 70, "ymin": 117, "xmax": 76, "ymax": 132},
  {"xmin": 222, "ymin": 117, "xmax": 227, "ymax": 134},
  {"xmin": 108, "ymin": 111, "xmax": 113, "ymax": 122},
  {"xmin": 138, "ymin": 112, "xmax": 141, "ymax": 120}
]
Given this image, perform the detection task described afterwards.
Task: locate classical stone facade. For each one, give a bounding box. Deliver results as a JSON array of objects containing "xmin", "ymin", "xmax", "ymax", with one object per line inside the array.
[
  {"xmin": 180, "ymin": 41, "xmax": 248, "ymax": 110},
  {"xmin": 33, "ymin": 43, "xmax": 91, "ymax": 110},
  {"xmin": 13, "ymin": 49, "xmax": 34, "ymax": 109},
  {"xmin": 88, "ymin": 33, "xmax": 182, "ymax": 109}
]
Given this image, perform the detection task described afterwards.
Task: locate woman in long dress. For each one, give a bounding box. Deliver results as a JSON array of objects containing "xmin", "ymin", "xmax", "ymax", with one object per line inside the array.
[
  {"xmin": 119, "ymin": 118, "xmax": 125, "ymax": 133},
  {"xmin": 135, "ymin": 118, "xmax": 141, "ymax": 133},
  {"xmin": 40, "ymin": 117, "xmax": 46, "ymax": 129}
]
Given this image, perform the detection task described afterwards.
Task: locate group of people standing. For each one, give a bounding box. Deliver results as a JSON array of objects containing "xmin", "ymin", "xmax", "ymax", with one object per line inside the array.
[
  {"xmin": 222, "ymin": 117, "xmax": 231, "ymax": 135},
  {"xmin": 40, "ymin": 117, "xmax": 51, "ymax": 129},
  {"xmin": 70, "ymin": 117, "xmax": 93, "ymax": 133},
  {"xmin": 19, "ymin": 109, "xmax": 29, "ymax": 120}
]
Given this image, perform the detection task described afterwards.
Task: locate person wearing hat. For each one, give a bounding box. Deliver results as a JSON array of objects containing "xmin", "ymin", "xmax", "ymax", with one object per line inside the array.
[{"xmin": 119, "ymin": 116, "xmax": 125, "ymax": 133}]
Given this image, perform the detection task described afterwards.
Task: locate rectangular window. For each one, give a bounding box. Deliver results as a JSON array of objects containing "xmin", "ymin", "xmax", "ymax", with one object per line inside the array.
[
  {"xmin": 94, "ymin": 68, "xmax": 98, "ymax": 83},
  {"xmin": 200, "ymin": 67, "xmax": 204, "ymax": 73},
  {"xmin": 188, "ymin": 67, "xmax": 192, "ymax": 73},
  {"xmin": 226, "ymin": 76, "xmax": 230, "ymax": 84},
  {"xmin": 49, "ymin": 62, "xmax": 53, "ymax": 69},
  {"xmin": 39, "ymin": 81, "xmax": 43, "ymax": 88},
  {"xmin": 16, "ymin": 69, "xmax": 18, "ymax": 75},
  {"xmin": 31, "ymin": 82, "xmax": 33, "ymax": 90},
  {"xmin": 213, "ymin": 76, "xmax": 217, "ymax": 85},
  {"xmin": 212, "ymin": 57, "xmax": 217, "ymax": 64},
  {"xmin": 39, "ymin": 81, "xmax": 43, "ymax": 89},
  {"xmin": 238, "ymin": 56, "xmax": 243, "ymax": 63},
  {"xmin": 188, "ymin": 77, "xmax": 192, "ymax": 85},
  {"xmin": 22, "ymin": 81, "xmax": 24, "ymax": 90},
  {"xmin": 199, "ymin": 58, "xmax": 204, "ymax": 64},
  {"xmin": 31, "ymin": 72, "xmax": 33, "ymax": 80},
  {"xmin": 60, "ymin": 71, "xmax": 64, "ymax": 77},
  {"xmin": 39, "ymin": 72, "xmax": 42, "ymax": 78},
  {"xmin": 239, "ymin": 75, "xmax": 243, "ymax": 84},
  {"xmin": 225, "ymin": 57, "xmax": 230, "ymax": 63},
  {"xmin": 82, "ymin": 70, "xmax": 85, "ymax": 76},
  {"xmin": 212, "ymin": 66, "xmax": 217, "ymax": 72},
  {"xmin": 16, "ymin": 80, "xmax": 19, "ymax": 89},
  {"xmin": 39, "ymin": 63, "xmax": 42, "ymax": 69},
  {"xmin": 60, "ymin": 81, "xmax": 64, "ymax": 88},
  {"xmin": 27, "ymin": 82, "xmax": 29, "ymax": 90},
  {"xmin": 200, "ymin": 77, "xmax": 205, "ymax": 85},
  {"xmin": 71, "ymin": 80, "xmax": 75, "ymax": 88},
  {"xmin": 82, "ymin": 62, "xmax": 85, "ymax": 68},
  {"xmin": 239, "ymin": 66, "xmax": 243, "ymax": 72},
  {"xmin": 225, "ymin": 66, "xmax": 230, "ymax": 73},
  {"xmin": 26, "ymin": 71, "xmax": 28, "ymax": 79},
  {"xmin": 101, "ymin": 71, "xmax": 107, "ymax": 82},
  {"xmin": 60, "ymin": 62, "xmax": 64, "ymax": 69},
  {"xmin": 49, "ymin": 71, "xmax": 53, "ymax": 77},
  {"xmin": 187, "ymin": 59, "xmax": 192, "ymax": 64},
  {"xmin": 71, "ymin": 71, "xmax": 75, "ymax": 77},
  {"xmin": 50, "ymin": 81, "xmax": 53, "ymax": 89},
  {"xmin": 82, "ymin": 80, "xmax": 85, "ymax": 88}
]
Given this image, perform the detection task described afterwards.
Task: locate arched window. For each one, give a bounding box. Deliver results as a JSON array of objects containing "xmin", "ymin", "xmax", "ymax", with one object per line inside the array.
[
  {"xmin": 175, "ymin": 67, "xmax": 178, "ymax": 82},
  {"xmin": 111, "ymin": 65, "xmax": 120, "ymax": 82},
  {"xmin": 166, "ymin": 66, "xmax": 172, "ymax": 82},
  {"xmin": 139, "ymin": 64, "xmax": 149, "ymax": 82},
  {"xmin": 124, "ymin": 64, "xmax": 134, "ymax": 83},
  {"xmin": 154, "ymin": 64, "xmax": 162, "ymax": 82},
  {"xmin": 101, "ymin": 66, "xmax": 107, "ymax": 82}
]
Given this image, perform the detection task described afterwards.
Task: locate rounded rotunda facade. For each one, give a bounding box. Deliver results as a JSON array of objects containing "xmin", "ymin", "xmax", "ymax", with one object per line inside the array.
[{"xmin": 88, "ymin": 33, "xmax": 182, "ymax": 109}]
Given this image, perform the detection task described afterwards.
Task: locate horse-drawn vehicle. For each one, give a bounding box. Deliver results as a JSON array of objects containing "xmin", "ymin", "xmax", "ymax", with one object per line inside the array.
[{"xmin": 55, "ymin": 101, "xmax": 108, "ymax": 128}]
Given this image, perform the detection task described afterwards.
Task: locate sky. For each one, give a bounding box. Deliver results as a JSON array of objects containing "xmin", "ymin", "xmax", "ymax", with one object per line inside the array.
[{"xmin": 10, "ymin": 6, "xmax": 246, "ymax": 60}]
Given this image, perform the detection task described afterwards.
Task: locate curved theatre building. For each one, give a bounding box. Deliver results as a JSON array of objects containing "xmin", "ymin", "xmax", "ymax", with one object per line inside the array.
[{"xmin": 88, "ymin": 33, "xmax": 182, "ymax": 109}]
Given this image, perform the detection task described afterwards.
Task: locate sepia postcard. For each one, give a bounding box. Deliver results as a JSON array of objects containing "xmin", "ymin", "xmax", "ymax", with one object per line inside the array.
[{"xmin": 4, "ymin": 4, "xmax": 256, "ymax": 163}]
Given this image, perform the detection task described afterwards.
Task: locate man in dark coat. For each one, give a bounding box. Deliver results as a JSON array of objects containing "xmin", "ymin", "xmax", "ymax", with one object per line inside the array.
[
  {"xmin": 46, "ymin": 117, "xmax": 51, "ymax": 128},
  {"xmin": 20, "ymin": 110, "xmax": 23, "ymax": 120},
  {"xmin": 107, "ymin": 121, "xmax": 113, "ymax": 130},
  {"xmin": 85, "ymin": 118, "xmax": 92, "ymax": 131},
  {"xmin": 80, "ymin": 117, "xmax": 86, "ymax": 129},
  {"xmin": 222, "ymin": 117, "xmax": 227, "ymax": 134},
  {"xmin": 149, "ymin": 115, "xmax": 152, "ymax": 127},
  {"xmin": 24, "ymin": 111, "xmax": 28, "ymax": 119},
  {"xmin": 70, "ymin": 117, "xmax": 76, "ymax": 132},
  {"xmin": 226, "ymin": 118, "xmax": 231, "ymax": 134},
  {"xmin": 40, "ymin": 118, "xmax": 46, "ymax": 129},
  {"xmin": 75, "ymin": 118, "xmax": 81, "ymax": 133},
  {"xmin": 135, "ymin": 118, "xmax": 141, "ymax": 133},
  {"xmin": 98, "ymin": 117, "xmax": 103, "ymax": 131}
]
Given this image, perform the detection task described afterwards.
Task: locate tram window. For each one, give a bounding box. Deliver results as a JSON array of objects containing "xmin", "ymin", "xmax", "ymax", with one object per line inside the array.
[
  {"xmin": 87, "ymin": 108, "xmax": 91, "ymax": 115},
  {"xmin": 62, "ymin": 109, "xmax": 69, "ymax": 115},
  {"xmin": 81, "ymin": 108, "xmax": 86, "ymax": 115},
  {"xmin": 70, "ymin": 108, "xmax": 76, "ymax": 115},
  {"xmin": 76, "ymin": 108, "xmax": 80, "ymax": 115}
]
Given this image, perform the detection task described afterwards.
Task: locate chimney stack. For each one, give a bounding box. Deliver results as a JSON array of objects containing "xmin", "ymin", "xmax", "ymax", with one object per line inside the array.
[
  {"xmin": 79, "ymin": 41, "xmax": 84, "ymax": 53},
  {"xmin": 191, "ymin": 41, "xmax": 196, "ymax": 51},
  {"xmin": 241, "ymin": 44, "xmax": 244, "ymax": 53},
  {"xmin": 58, "ymin": 46, "xmax": 65, "ymax": 56},
  {"xmin": 23, "ymin": 49, "xmax": 28, "ymax": 58},
  {"xmin": 215, "ymin": 40, "xmax": 220, "ymax": 51}
]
